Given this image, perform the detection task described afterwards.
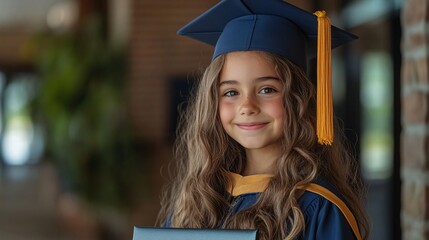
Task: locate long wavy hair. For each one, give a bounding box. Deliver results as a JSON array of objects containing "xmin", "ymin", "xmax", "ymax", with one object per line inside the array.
[{"xmin": 157, "ymin": 51, "xmax": 369, "ymax": 240}]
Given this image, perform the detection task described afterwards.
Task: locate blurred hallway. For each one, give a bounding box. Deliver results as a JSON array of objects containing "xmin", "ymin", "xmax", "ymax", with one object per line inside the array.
[
  {"xmin": 0, "ymin": 164, "xmax": 78, "ymax": 240},
  {"xmin": 0, "ymin": 0, "xmax": 426, "ymax": 239}
]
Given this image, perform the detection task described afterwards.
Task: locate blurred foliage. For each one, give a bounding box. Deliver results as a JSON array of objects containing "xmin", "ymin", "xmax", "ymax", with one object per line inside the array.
[{"xmin": 29, "ymin": 18, "xmax": 149, "ymax": 210}]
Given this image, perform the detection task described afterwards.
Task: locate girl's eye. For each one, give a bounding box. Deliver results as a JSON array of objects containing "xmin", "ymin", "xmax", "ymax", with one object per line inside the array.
[
  {"xmin": 223, "ymin": 90, "xmax": 239, "ymax": 97},
  {"xmin": 259, "ymin": 87, "xmax": 277, "ymax": 94}
]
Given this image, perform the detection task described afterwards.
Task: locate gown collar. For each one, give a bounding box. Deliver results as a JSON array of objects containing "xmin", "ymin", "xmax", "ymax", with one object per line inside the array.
[{"xmin": 227, "ymin": 171, "xmax": 274, "ymax": 197}]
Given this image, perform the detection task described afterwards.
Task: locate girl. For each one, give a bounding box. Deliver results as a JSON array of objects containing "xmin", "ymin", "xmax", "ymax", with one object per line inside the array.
[{"xmin": 157, "ymin": 0, "xmax": 370, "ymax": 239}]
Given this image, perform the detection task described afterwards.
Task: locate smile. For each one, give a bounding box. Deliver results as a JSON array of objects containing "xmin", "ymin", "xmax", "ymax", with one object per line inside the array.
[{"xmin": 236, "ymin": 122, "xmax": 268, "ymax": 130}]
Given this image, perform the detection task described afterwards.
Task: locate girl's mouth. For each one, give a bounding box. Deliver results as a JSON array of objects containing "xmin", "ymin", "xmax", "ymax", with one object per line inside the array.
[{"xmin": 236, "ymin": 122, "xmax": 268, "ymax": 130}]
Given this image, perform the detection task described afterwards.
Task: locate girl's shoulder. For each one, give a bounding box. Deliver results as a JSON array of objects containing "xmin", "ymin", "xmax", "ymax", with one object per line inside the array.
[
  {"xmin": 298, "ymin": 179, "xmax": 359, "ymax": 240},
  {"xmin": 298, "ymin": 178, "xmax": 346, "ymax": 212}
]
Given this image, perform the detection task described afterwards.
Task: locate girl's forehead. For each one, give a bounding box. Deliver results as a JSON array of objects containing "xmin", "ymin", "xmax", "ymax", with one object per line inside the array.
[{"xmin": 219, "ymin": 52, "xmax": 278, "ymax": 81}]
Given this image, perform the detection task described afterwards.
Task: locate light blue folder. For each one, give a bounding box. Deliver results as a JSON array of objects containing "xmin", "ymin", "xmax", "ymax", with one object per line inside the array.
[{"xmin": 133, "ymin": 227, "xmax": 258, "ymax": 240}]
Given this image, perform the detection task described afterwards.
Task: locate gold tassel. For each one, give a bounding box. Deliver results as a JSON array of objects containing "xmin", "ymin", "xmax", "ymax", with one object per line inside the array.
[{"xmin": 314, "ymin": 11, "xmax": 333, "ymax": 145}]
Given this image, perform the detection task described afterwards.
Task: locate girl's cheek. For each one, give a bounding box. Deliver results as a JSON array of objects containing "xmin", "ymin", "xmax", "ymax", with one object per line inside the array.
[{"xmin": 219, "ymin": 101, "xmax": 236, "ymax": 121}]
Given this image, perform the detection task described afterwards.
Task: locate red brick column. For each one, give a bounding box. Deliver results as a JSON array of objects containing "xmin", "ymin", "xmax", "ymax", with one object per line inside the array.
[{"xmin": 401, "ymin": 0, "xmax": 429, "ymax": 239}]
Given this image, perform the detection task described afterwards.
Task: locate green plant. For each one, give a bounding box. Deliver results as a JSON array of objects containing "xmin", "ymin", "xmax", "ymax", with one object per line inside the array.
[{"xmin": 30, "ymin": 18, "xmax": 148, "ymax": 210}]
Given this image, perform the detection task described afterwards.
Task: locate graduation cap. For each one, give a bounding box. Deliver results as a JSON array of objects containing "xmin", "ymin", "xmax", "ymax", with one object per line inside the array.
[{"xmin": 177, "ymin": 0, "xmax": 358, "ymax": 145}]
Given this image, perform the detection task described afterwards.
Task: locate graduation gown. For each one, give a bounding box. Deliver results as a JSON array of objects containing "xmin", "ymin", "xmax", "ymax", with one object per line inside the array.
[
  {"xmin": 227, "ymin": 172, "xmax": 359, "ymax": 240},
  {"xmin": 164, "ymin": 172, "xmax": 360, "ymax": 240}
]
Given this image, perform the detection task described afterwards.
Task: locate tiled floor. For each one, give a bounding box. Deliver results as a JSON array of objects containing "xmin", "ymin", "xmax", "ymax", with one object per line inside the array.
[{"xmin": 0, "ymin": 164, "xmax": 78, "ymax": 240}]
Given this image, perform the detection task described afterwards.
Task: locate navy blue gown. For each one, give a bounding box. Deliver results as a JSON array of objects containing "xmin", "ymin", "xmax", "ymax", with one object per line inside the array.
[{"xmin": 226, "ymin": 178, "xmax": 356, "ymax": 239}]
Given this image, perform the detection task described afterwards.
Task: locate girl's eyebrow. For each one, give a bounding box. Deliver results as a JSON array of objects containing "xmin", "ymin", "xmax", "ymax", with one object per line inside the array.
[
  {"xmin": 256, "ymin": 76, "xmax": 281, "ymax": 81},
  {"xmin": 218, "ymin": 80, "xmax": 238, "ymax": 87},
  {"xmin": 219, "ymin": 76, "xmax": 281, "ymax": 87}
]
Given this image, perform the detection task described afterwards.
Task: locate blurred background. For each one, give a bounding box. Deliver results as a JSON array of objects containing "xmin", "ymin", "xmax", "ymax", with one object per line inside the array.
[{"xmin": 0, "ymin": 0, "xmax": 425, "ymax": 239}]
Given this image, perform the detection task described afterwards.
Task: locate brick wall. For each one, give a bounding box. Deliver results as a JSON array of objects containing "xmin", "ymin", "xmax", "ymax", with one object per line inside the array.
[
  {"xmin": 128, "ymin": 0, "xmax": 217, "ymax": 141},
  {"xmin": 401, "ymin": 0, "xmax": 429, "ymax": 239}
]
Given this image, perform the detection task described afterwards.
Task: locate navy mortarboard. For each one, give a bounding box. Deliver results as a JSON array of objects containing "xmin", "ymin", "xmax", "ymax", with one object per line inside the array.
[{"xmin": 177, "ymin": 0, "xmax": 358, "ymax": 145}]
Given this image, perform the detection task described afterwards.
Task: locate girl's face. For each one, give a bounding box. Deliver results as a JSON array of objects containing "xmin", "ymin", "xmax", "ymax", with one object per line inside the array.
[{"xmin": 218, "ymin": 51, "xmax": 285, "ymax": 152}]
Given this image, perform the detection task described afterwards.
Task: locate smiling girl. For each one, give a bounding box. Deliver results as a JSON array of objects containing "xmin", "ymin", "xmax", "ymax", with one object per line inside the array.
[{"xmin": 157, "ymin": 0, "xmax": 369, "ymax": 239}]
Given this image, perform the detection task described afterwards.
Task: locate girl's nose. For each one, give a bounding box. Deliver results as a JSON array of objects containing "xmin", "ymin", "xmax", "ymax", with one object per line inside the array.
[{"xmin": 239, "ymin": 96, "xmax": 260, "ymax": 115}]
